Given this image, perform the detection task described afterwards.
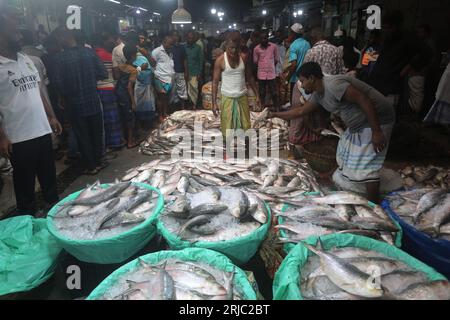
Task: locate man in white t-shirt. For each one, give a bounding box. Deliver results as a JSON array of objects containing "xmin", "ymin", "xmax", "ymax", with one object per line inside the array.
[
  {"xmin": 0, "ymin": 6, "xmax": 62, "ymax": 215},
  {"xmin": 152, "ymin": 35, "xmax": 175, "ymax": 123}
]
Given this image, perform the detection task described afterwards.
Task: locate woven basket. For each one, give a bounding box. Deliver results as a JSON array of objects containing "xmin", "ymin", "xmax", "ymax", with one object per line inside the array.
[{"xmin": 298, "ymin": 137, "xmax": 339, "ymax": 174}]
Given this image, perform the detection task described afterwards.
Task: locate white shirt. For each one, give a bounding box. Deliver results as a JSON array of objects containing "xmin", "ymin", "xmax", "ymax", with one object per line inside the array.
[
  {"xmin": 152, "ymin": 45, "xmax": 175, "ymax": 84},
  {"xmin": 0, "ymin": 53, "xmax": 52, "ymax": 144},
  {"xmin": 112, "ymin": 42, "xmax": 126, "ymax": 68},
  {"xmin": 221, "ymin": 53, "xmax": 247, "ymax": 98}
]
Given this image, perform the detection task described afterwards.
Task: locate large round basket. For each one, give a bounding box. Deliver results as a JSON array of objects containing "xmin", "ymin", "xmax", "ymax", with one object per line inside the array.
[{"xmin": 297, "ymin": 137, "xmax": 338, "ymax": 174}]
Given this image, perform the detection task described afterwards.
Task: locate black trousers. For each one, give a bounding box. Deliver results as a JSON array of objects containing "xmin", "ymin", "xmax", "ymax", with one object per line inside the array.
[
  {"xmin": 70, "ymin": 112, "xmax": 104, "ymax": 171},
  {"xmin": 10, "ymin": 134, "xmax": 58, "ymax": 214},
  {"xmin": 259, "ymin": 79, "xmax": 279, "ymax": 109}
]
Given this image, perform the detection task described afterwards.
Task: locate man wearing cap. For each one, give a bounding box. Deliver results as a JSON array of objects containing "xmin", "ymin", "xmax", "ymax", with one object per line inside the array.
[
  {"xmin": 283, "ymin": 23, "xmax": 311, "ymax": 101},
  {"xmin": 0, "ymin": 5, "xmax": 62, "ymax": 215}
]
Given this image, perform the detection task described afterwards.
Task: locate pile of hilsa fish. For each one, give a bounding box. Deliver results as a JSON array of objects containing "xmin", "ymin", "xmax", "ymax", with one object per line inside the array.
[
  {"xmin": 159, "ymin": 186, "xmax": 268, "ymax": 242},
  {"xmin": 386, "ymin": 188, "xmax": 450, "ymax": 240},
  {"xmin": 139, "ymin": 110, "xmax": 289, "ymax": 156},
  {"xmin": 51, "ymin": 181, "xmax": 157, "ymax": 240},
  {"xmin": 399, "ymin": 165, "xmax": 450, "ymax": 189},
  {"xmin": 275, "ymin": 192, "xmax": 400, "ymax": 245},
  {"xmin": 121, "ymin": 157, "xmax": 322, "ymax": 204},
  {"xmin": 99, "ymin": 258, "xmax": 242, "ymax": 300},
  {"xmin": 299, "ymin": 240, "xmax": 450, "ymax": 300}
]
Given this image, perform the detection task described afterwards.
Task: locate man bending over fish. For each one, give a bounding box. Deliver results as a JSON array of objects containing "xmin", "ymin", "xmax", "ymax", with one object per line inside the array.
[{"xmin": 269, "ymin": 62, "xmax": 395, "ymax": 204}]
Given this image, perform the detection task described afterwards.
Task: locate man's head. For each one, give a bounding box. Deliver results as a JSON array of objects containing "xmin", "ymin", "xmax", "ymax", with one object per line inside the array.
[
  {"xmin": 297, "ymin": 62, "xmax": 324, "ymax": 94},
  {"xmin": 73, "ymin": 29, "xmax": 88, "ymax": 47},
  {"xmin": 0, "ymin": 5, "xmax": 23, "ymax": 54},
  {"xmin": 368, "ymin": 30, "xmax": 382, "ymax": 47},
  {"xmin": 225, "ymin": 31, "xmax": 241, "ymax": 59},
  {"xmin": 417, "ymin": 24, "xmax": 432, "ymax": 40},
  {"xmin": 43, "ymin": 34, "xmax": 61, "ymax": 54},
  {"xmin": 260, "ymin": 30, "xmax": 269, "ymax": 47},
  {"xmin": 124, "ymin": 31, "xmax": 139, "ymax": 47},
  {"xmin": 162, "ymin": 35, "xmax": 174, "ymax": 51},
  {"xmin": 186, "ymin": 31, "xmax": 196, "ymax": 46},
  {"xmin": 290, "ymin": 23, "xmax": 304, "ymax": 38},
  {"xmin": 139, "ymin": 33, "xmax": 146, "ymax": 46},
  {"xmin": 20, "ymin": 29, "xmax": 34, "ymax": 47},
  {"xmin": 310, "ymin": 27, "xmax": 325, "ymax": 45},
  {"xmin": 250, "ymin": 31, "xmax": 261, "ymax": 45},
  {"xmin": 123, "ymin": 45, "xmax": 137, "ymax": 63},
  {"xmin": 275, "ymin": 28, "xmax": 284, "ymax": 39},
  {"xmin": 382, "ymin": 10, "xmax": 404, "ymax": 41},
  {"xmin": 170, "ymin": 30, "xmax": 180, "ymax": 44}
]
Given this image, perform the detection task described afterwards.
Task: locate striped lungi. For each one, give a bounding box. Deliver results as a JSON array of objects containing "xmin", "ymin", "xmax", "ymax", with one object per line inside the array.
[
  {"xmin": 336, "ymin": 123, "xmax": 394, "ymax": 183},
  {"xmin": 98, "ymin": 90, "xmax": 123, "ymax": 149}
]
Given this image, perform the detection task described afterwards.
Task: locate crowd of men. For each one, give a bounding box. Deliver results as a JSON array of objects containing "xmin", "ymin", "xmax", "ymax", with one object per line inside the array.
[{"xmin": 1, "ymin": 3, "xmax": 449, "ymax": 214}]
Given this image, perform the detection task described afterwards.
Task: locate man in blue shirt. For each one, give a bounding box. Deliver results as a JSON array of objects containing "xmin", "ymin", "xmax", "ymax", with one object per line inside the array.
[
  {"xmin": 283, "ymin": 23, "xmax": 311, "ymax": 102},
  {"xmin": 53, "ymin": 29, "xmax": 108, "ymax": 175},
  {"xmin": 170, "ymin": 30, "xmax": 188, "ymax": 109}
]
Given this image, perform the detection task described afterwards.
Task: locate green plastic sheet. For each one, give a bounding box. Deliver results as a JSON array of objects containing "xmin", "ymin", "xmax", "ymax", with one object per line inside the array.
[
  {"xmin": 87, "ymin": 248, "xmax": 257, "ymax": 300},
  {"xmin": 273, "ymin": 233, "xmax": 447, "ymax": 300},
  {"xmin": 0, "ymin": 215, "xmax": 62, "ymax": 296}
]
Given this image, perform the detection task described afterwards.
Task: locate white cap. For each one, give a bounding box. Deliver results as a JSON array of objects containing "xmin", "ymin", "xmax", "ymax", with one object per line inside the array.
[{"xmin": 291, "ymin": 23, "xmax": 304, "ymax": 34}]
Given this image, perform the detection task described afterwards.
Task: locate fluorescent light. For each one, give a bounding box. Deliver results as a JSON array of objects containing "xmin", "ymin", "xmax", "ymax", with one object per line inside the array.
[
  {"xmin": 150, "ymin": 19, "xmax": 153, "ymax": 22},
  {"xmin": 228, "ymin": 25, "xmax": 232, "ymax": 29},
  {"xmin": 219, "ymin": 17, "xmax": 223, "ymax": 21},
  {"xmin": 108, "ymin": 0, "xmax": 121, "ymax": 4},
  {"xmin": 139, "ymin": 7, "xmax": 148, "ymax": 12},
  {"xmin": 153, "ymin": 12, "xmax": 161, "ymax": 16},
  {"xmin": 293, "ymin": 12, "xmax": 297, "ymax": 17},
  {"xmin": 233, "ymin": 23, "xmax": 237, "ymax": 27},
  {"xmin": 181, "ymin": 24, "xmax": 184, "ymax": 28},
  {"xmin": 211, "ymin": 8, "xmax": 217, "ymax": 15},
  {"xmin": 136, "ymin": 9, "xmax": 141, "ymax": 14},
  {"xmin": 298, "ymin": 10, "xmax": 303, "ymax": 15},
  {"xmin": 262, "ymin": 10, "xmax": 267, "ymax": 15},
  {"xmin": 192, "ymin": 26, "xmax": 196, "ymax": 29},
  {"xmin": 216, "ymin": 30, "xmax": 220, "ymax": 34}
]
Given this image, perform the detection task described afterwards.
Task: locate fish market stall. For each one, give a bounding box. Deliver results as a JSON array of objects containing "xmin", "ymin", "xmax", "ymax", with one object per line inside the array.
[
  {"xmin": 47, "ymin": 182, "xmax": 164, "ymax": 264},
  {"xmin": 87, "ymin": 248, "xmax": 257, "ymax": 300},
  {"xmin": 273, "ymin": 234, "xmax": 450, "ymax": 300},
  {"xmin": 383, "ymin": 188, "xmax": 450, "ymax": 278}
]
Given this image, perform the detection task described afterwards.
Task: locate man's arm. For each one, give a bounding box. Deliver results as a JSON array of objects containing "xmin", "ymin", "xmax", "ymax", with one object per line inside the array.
[
  {"xmin": 40, "ymin": 86, "xmax": 62, "ymax": 135},
  {"xmin": 245, "ymin": 55, "xmax": 261, "ymax": 107},
  {"xmin": 128, "ymin": 80, "xmax": 137, "ymax": 111},
  {"xmin": 212, "ymin": 56, "xmax": 223, "ymax": 116},
  {"xmin": 274, "ymin": 45, "xmax": 279, "ymax": 66},
  {"xmin": 343, "ymin": 85, "xmax": 386, "ymax": 153},
  {"xmin": 269, "ymin": 101, "xmax": 320, "ymax": 120},
  {"xmin": 253, "ymin": 47, "xmax": 259, "ymax": 65},
  {"xmin": 198, "ymin": 45, "xmax": 205, "ymax": 81},
  {"xmin": 93, "ymin": 53, "xmax": 108, "ymax": 80},
  {"xmin": 0, "ymin": 126, "xmax": 12, "ymax": 159}
]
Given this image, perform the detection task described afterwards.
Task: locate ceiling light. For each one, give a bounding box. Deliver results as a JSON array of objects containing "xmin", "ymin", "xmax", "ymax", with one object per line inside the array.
[{"xmin": 172, "ymin": 0, "xmax": 192, "ymax": 24}]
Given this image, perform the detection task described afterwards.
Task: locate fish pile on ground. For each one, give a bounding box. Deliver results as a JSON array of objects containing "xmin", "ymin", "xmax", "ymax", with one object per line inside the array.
[
  {"xmin": 386, "ymin": 188, "xmax": 450, "ymax": 240},
  {"xmin": 51, "ymin": 181, "xmax": 158, "ymax": 240},
  {"xmin": 159, "ymin": 186, "xmax": 268, "ymax": 242},
  {"xmin": 299, "ymin": 241, "xmax": 450, "ymax": 300},
  {"xmin": 139, "ymin": 110, "xmax": 289, "ymax": 156},
  {"xmin": 399, "ymin": 165, "xmax": 450, "ymax": 189},
  {"xmin": 275, "ymin": 192, "xmax": 400, "ymax": 245},
  {"xmin": 121, "ymin": 158, "xmax": 321, "ymax": 204},
  {"xmin": 100, "ymin": 258, "xmax": 242, "ymax": 300}
]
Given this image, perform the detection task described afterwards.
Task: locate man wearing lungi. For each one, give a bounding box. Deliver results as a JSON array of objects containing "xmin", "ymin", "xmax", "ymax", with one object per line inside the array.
[
  {"xmin": 270, "ymin": 62, "xmax": 395, "ymax": 204},
  {"xmin": 212, "ymin": 31, "xmax": 261, "ymax": 157}
]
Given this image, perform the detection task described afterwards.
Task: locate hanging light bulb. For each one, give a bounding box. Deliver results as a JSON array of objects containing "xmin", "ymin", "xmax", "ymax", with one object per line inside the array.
[{"xmin": 172, "ymin": 0, "xmax": 192, "ymax": 24}]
